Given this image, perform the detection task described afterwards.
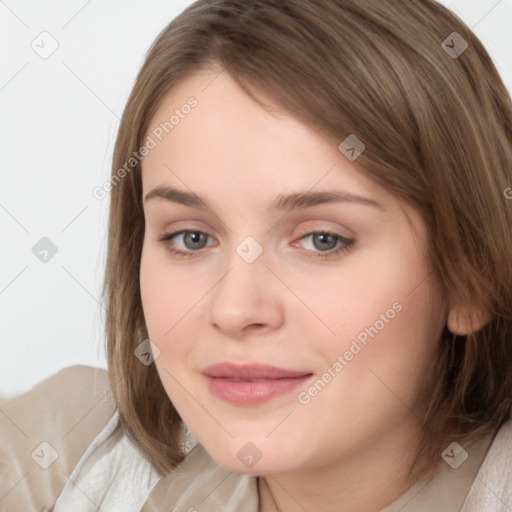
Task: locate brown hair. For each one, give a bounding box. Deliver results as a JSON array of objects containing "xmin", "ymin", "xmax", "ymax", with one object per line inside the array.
[{"xmin": 102, "ymin": 0, "xmax": 512, "ymax": 483}]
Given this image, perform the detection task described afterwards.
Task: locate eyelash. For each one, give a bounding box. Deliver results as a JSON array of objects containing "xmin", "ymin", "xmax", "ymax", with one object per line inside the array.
[{"xmin": 157, "ymin": 229, "xmax": 355, "ymax": 260}]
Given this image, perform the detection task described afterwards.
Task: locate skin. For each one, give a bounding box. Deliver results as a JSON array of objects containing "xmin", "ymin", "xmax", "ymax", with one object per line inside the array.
[{"xmin": 139, "ymin": 67, "xmax": 449, "ymax": 512}]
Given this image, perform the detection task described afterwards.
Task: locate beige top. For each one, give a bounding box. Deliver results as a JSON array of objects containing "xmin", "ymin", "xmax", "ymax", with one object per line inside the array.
[{"xmin": 1, "ymin": 365, "xmax": 509, "ymax": 511}]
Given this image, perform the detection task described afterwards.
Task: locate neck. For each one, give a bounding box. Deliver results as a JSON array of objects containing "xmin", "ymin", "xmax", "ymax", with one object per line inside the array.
[{"xmin": 258, "ymin": 422, "xmax": 424, "ymax": 512}]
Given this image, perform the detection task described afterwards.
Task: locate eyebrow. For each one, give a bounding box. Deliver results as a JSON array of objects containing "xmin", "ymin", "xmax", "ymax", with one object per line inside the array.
[{"xmin": 143, "ymin": 186, "xmax": 386, "ymax": 212}]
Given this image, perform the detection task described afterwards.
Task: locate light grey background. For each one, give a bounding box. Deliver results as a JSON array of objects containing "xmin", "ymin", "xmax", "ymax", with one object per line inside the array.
[{"xmin": 1, "ymin": 0, "xmax": 511, "ymax": 398}]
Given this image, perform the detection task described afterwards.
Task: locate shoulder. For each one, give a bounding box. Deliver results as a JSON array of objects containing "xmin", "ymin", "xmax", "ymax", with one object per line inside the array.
[
  {"xmin": 0, "ymin": 365, "xmax": 116, "ymax": 511},
  {"xmin": 142, "ymin": 441, "xmax": 259, "ymax": 511},
  {"xmin": 462, "ymin": 415, "xmax": 512, "ymax": 511}
]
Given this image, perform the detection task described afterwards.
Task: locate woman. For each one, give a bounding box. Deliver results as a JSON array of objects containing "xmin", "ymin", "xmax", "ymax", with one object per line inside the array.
[{"xmin": 2, "ymin": 0, "xmax": 512, "ymax": 510}]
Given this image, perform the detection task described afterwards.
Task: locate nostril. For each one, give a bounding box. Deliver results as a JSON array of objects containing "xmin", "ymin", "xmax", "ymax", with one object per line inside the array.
[{"xmin": 246, "ymin": 323, "xmax": 266, "ymax": 331}]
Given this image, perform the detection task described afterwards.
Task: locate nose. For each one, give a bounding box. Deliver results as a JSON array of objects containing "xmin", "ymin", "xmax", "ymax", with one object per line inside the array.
[{"xmin": 206, "ymin": 246, "xmax": 285, "ymax": 338}]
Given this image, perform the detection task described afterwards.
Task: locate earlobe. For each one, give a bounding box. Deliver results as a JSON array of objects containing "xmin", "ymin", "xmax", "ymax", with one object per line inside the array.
[{"xmin": 447, "ymin": 306, "xmax": 491, "ymax": 335}]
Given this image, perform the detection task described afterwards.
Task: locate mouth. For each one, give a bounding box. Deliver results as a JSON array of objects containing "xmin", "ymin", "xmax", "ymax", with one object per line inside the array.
[{"xmin": 201, "ymin": 363, "xmax": 314, "ymax": 405}]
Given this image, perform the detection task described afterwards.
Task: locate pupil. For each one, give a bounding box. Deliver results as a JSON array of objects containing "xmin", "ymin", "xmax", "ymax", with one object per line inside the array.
[
  {"xmin": 186, "ymin": 232, "xmax": 205, "ymax": 249},
  {"xmin": 314, "ymin": 233, "xmax": 336, "ymax": 251}
]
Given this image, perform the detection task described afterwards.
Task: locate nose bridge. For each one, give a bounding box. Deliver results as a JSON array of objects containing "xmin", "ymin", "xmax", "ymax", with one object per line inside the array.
[
  {"xmin": 207, "ymin": 236, "xmax": 284, "ymax": 335},
  {"xmin": 219, "ymin": 234, "xmax": 268, "ymax": 289},
  {"xmin": 212, "ymin": 236, "xmax": 269, "ymax": 308}
]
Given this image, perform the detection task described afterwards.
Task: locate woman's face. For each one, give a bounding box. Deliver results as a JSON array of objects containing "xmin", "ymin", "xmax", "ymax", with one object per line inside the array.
[{"xmin": 140, "ymin": 68, "xmax": 446, "ymax": 476}]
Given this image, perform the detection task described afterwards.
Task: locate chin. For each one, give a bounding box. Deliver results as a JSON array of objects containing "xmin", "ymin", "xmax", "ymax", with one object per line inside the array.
[{"xmin": 201, "ymin": 437, "xmax": 299, "ymax": 476}]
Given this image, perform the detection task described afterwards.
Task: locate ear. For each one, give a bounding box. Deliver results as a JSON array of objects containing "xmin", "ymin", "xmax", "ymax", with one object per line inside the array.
[{"xmin": 447, "ymin": 305, "xmax": 491, "ymax": 335}]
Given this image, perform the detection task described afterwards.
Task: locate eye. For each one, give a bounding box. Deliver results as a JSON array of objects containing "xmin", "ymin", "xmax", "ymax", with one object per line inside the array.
[
  {"xmin": 157, "ymin": 229, "xmax": 355, "ymax": 260},
  {"xmin": 158, "ymin": 230, "xmax": 216, "ymax": 257},
  {"xmin": 293, "ymin": 230, "xmax": 355, "ymax": 259}
]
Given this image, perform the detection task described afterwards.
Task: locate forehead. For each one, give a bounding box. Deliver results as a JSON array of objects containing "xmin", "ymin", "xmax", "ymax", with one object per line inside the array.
[
  {"xmin": 141, "ymin": 70, "xmax": 388, "ymax": 201},
  {"xmin": 140, "ymin": 71, "xmax": 430, "ymax": 249}
]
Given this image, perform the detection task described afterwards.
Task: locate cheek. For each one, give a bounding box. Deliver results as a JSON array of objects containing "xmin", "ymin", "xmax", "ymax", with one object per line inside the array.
[
  {"xmin": 286, "ymin": 243, "xmax": 433, "ymax": 354},
  {"xmin": 139, "ymin": 258, "xmax": 170, "ymax": 341},
  {"xmin": 139, "ymin": 253, "xmax": 199, "ymax": 405},
  {"xmin": 314, "ymin": 267, "xmax": 441, "ymax": 421},
  {"xmin": 139, "ymin": 247, "xmax": 207, "ymax": 342},
  {"xmin": 139, "ymin": 246, "xmax": 218, "ymax": 418},
  {"xmin": 291, "ymin": 282, "xmax": 441, "ymax": 466},
  {"xmin": 304, "ymin": 235, "xmax": 440, "ymax": 400}
]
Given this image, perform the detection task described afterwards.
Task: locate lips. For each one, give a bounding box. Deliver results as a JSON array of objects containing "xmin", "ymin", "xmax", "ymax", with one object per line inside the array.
[
  {"xmin": 202, "ymin": 363, "xmax": 313, "ymax": 405},
  {"xmin": 202, "ymin": 363, "xmax": 311, "ymax": 379}
]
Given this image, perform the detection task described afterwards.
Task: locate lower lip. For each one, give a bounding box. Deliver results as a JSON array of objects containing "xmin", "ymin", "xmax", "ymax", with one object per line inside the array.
[{"xmin": 205, "ymin": 375, "xmax": 313, "ymax": 405}]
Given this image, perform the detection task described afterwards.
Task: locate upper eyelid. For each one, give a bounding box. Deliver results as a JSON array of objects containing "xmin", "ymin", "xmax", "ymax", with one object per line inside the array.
[
  {"xmin": 167, "ymin": 230, "xmax": 216, "ymax": 244},
  {"xmin": 164, "ymin": 228, "xmax": 354, "ymax": 250},
  {"xmin": 162, "ymin": 218, "xmax": 354, "ymax": 237},
  {"xmin": 165, "ymin": 227, "xmax": 351, "ymax": 239}
]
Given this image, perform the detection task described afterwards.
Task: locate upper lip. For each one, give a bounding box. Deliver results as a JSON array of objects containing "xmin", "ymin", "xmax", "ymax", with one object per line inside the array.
[{"xmin": 202, "ymin": 363, "xmax": 312, "ymax": 380}]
